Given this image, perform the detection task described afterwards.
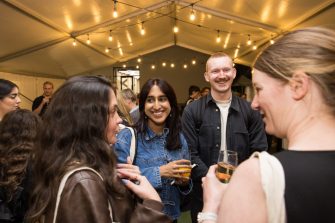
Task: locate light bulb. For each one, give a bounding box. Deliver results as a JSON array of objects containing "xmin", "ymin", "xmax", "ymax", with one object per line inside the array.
[
  {"xmin": 270, "ymin": 39, "xmax": 275, "ymax": 44},
  {"xmin": 113, "ymin": 10, "xmax": 118, "ymax": 18},
  {"xmin": 113, "ymin": 0, "xmax": 118, "ymax": 18},
  {"xmin": 247, "ymin": 34, "xmax": 252, "ymax": 45},
  {"xmin": 190, "ymin": 11, "xmax": 195, "ymax": 21},
  {"xmin": 108, "ymin": 30, "xmax": 113, "ymax": 41},
  {"xmin": 162, "ymin": 62, "xmax": 166, "ymax": 67},
  {"xmin": 86, "ymin": 34, "xmax": 91, "ymax": 44},
  {"xmin": 173, "ymin": 26, "xmax": 179, "ymax": 33},
  {"xmin": 140, "ymin": 22, "xmax": 145, "ymax": 35}
]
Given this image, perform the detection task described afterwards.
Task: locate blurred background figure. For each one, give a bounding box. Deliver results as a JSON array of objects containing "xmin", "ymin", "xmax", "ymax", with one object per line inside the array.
[
  {"xmin": 32, "ymin": 81, "xmax": 53, "ymax": 117},
  {"xmin": 117, "ymin": 89, "xmax": 134, "ymax": 126},
  {"xmin": 115, "ymin": 78, "xmax": 192, "ymax": 222},
  {"xmin": 201, "ymin": 27, "xmax": 335, "ymax": 223},
  {"xmin": 120, "ymin": 89, "xmax": 140, "ymax": 124},
  {"xmin": 0, "ymin": 109, "xmax": 41, "ymax": 223},
  {"xmin": 200, "ymin": 87, "xmax": 210, "ymax": 97},
  {"xmin": 0, "ymin": 79, "xmax": 21, "ymax": 122},
  {"xmin": 186, "ymin": 85, "xmax": 200, "ymax": 105}
]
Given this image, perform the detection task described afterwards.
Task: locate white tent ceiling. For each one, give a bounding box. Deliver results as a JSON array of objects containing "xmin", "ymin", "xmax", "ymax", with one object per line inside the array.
[{"xmin": 0, "ymin": 0, "xmax": 334, "ymax": 79}]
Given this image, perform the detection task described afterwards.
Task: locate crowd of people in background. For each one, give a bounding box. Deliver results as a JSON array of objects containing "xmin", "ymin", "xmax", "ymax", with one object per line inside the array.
[{"xmin": 0, "ymin": 26, "xmax": 334, "ymax": 223}]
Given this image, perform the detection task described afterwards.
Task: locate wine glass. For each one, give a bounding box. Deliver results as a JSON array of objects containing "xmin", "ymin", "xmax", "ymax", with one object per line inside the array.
[{"xmin": 216, "ymin": 150, "xmax": 238, "ymax": 183}]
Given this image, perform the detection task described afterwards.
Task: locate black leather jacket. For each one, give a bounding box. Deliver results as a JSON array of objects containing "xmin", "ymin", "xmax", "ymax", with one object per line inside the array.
[{"xmin": 182, "ymin": 93, "xmax": 268, "ymax": 182}]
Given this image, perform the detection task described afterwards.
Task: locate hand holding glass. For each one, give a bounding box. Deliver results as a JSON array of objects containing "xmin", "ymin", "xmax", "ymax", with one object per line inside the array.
[{"xmin": 216, "ymin": 150, "xmax": 238, "ymax": 183}]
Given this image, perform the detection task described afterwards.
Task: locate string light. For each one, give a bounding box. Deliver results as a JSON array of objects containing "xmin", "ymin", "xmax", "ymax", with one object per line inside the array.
[
  {"xmin": 137, "ymin": 58, "xmax": 141, "ymax": 62},
  {"xmin": 140, "ymin": 22, "xmax": 145, "ymax": 35},
  {"xmin": 136, "ymin": 65, "xmax": 139, "ymax": 69},
  {"xmin": 190, "ymin": 4, "xmax": 195, "ymax": 21},
  {"xmin": 183, "ymin": 64, "xmax": 188, "ymax": 69},
  {"xmin": 122, "ymin": 64, "xmax": 126, "ymax": 68},
  {"xmin": 72, "ymin": 38, "xmax": 77, "ymax": 46},
  {"xmin": 68, "ymin": 1, "xmax": 273, "ymax": 61},
  {"xmin": 247, "ymin": 34, "xmax": 252, "ymax": 45},
  {"xmin": 173, "ymin": 19, "xmax": 179, "ymax": 33},
  {"xmin": 162, "ymin": 62, "xmax": 166, "ymax": 67},
  {"xmin": 86, "ymin": 34, "xmax": 91, "ymax": 44},
  {"xmin": 216, "ymin": 30, "xmax": 221, "ymax": 43},
  {"xmin": 108, "ymin": 30, "xmax": 113, "ymax": 41},
  {"xmin": 151, "ymin": 65, "xmax": 156, "ymax": 69},
  {"xmin": 170, "ymin": 63, "xmax": 175, "ymax": 68},
  {"xmin": 113, "ymin": 0, "xmax": 118, "ymax": 18},
  {"xmin": 270, "ymin": 35, "xmax": 275, "ymax": 44}
]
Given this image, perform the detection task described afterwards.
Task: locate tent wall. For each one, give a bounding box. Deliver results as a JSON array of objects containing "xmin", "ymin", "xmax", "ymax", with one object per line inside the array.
[{"xmin": 1, "ymin": 72, "xmax": 65, "ymax": 110}]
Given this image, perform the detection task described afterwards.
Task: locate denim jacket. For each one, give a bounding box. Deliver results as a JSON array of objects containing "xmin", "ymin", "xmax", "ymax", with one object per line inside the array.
[{"xmin": 114, "ymin": 126, "xmax": 192, "ymax": 220}]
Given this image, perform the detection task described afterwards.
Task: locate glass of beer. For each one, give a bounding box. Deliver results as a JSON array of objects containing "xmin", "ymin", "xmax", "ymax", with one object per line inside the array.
[
  {"xmin": 178, "ymin": 160, "xmax": 192, "ymax": 179},
  {"xmin": 216, "ymin": 150, "xmax": 238, "ymax": 183}
]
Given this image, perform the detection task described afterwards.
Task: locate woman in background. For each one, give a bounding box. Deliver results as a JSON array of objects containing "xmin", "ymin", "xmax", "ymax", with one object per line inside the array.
[
  {"xmin": 27, "ymin": 76, "xmax": 170, "ymax": 223},
  {"xmin": 114, "ymin": 78, "xmax": 191, "ymax": 222},
  {"xmin": 201, "ymin": 27, "xmax": 335, "ymax": 223},
  {"xmin": 0, "ymin": 109, "xmax": 41, "ymax": 223},
  {"xmin": 0, "ymin": 79, "xmax": 21, "ymax": 121}
]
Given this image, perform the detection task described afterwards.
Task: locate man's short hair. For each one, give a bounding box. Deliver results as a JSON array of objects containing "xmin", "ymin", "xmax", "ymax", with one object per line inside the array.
[
  {"xmin": 43, "ymin": 81, "xmax": 53, "ymax": 88},
  {"xmin": 206, "ymin": 52, "xmax": 233, "ymax": 72},
  {"xmin": 121, "ymin": 88, "xmax": 137, "ymax": 103}
]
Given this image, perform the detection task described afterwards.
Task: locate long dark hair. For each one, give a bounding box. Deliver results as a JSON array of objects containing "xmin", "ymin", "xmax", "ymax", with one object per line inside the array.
[
  {"xmin": 27, "ymin": 76, "xmax": 125, "ymax": 221},
  {"xmin": 0, "ymin": 109, "xmax": 41, "ymax": 201},
  {"xmin": 136, "ymin": 78, "xmax": 182, "ymax": 150},
  {"xmin": 0, "ymin": 79, "xmax": 18, "ymax": 99}
]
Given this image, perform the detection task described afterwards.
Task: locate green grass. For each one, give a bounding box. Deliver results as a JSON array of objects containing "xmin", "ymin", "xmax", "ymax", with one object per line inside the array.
[{"xmin": 178, "ymin": 211, "xmax": 192, "ymax": 223}]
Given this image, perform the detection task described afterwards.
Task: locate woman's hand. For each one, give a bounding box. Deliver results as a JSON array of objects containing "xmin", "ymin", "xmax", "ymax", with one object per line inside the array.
[
  {"xmin": 202, "ymin": 165, "xmax": 227, "ymax": 214},
  {"xmin": 116, "ymin": 156, "xmax": 141, "ymax": 178},
  {"xmin": 159, "ymin": 159, "xmax": 191, "ymax": 179},
  {"xmin": 118, "ymin": 169, "xmax": 161, "ymax": 202}
]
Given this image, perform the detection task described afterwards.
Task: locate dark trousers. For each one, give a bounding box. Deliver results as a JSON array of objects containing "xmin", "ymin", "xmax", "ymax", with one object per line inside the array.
[{"xmin": 190, "ymin": 183, "xmax": 204, "ymax": 223}]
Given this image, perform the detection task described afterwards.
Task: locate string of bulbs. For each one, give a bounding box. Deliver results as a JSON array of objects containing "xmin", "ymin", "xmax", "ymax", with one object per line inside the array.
[{"xmin": 71, "ymin": 0, "xmax": 277, "ymax": 60}]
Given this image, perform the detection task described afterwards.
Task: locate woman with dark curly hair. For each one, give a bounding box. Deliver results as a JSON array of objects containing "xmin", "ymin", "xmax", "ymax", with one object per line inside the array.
[
  {"xmin": 26, "ymin": 76, "xmax": 170, "ymax": 223},
  {"xmin": 0, "ymin": 109, "xmax": 41, "ymax": 223}
]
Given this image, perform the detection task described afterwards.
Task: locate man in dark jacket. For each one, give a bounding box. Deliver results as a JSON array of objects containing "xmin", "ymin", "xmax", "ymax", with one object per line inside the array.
[
  {"xmin": 181, "ymin": 52, "xmax": 268, "ymax": 222},
  {"xmin": 32, "ymin": 81, "xmax": 53, "ymax": 117}
]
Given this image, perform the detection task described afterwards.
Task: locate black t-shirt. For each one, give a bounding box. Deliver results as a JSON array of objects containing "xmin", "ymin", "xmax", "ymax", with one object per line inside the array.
[{"xmin": 32, "ymin": 95, "xmax": 49, "ymax": 116}]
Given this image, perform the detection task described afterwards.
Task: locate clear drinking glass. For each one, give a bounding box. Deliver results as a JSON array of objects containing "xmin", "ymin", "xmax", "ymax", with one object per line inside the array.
[{"xmin": 216, "ymin": 150, "xmax": 238, "ymax": 183}]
